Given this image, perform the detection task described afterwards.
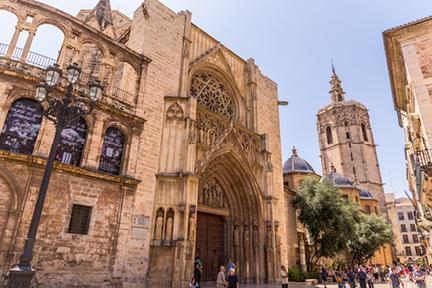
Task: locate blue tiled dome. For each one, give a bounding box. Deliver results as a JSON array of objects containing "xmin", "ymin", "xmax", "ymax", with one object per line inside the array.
[
  {"xmin": 283, "ymin": 147, "xmax": 316, "ymax": 174},
  {"xmin": 359, "ymin": 189, "xmax": 374, "ymax": 199},
  {"xmin": 323, "ymin": 169, "xmax": 355, "ymax": 188}
]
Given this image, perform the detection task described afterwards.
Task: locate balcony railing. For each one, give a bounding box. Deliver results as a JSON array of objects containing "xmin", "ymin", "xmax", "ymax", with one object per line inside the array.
[
  {"xmin": 416, "ymin": 149, "xmax": 432, "ymax": 175},
  {"xmin": 0, "ymin": 43, "xmax": 137, "ymax": 107},
  {"xmin": 0, "ymin": 43, "xmax": 56, "ymax": 69}
]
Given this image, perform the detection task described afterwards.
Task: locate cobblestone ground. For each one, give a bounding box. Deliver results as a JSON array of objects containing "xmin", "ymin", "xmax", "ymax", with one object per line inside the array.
[{"xmin": 201, "ymin": 277, "xmax": 432, "ymax": 287}]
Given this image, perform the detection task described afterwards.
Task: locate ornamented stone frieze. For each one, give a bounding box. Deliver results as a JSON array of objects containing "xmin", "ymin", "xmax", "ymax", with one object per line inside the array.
[{"xmin": 198, "ymin": 179, "xmax": 228, "ymax": 209}]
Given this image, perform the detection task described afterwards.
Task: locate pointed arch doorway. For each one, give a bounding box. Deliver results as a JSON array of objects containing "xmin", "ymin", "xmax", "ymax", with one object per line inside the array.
[{"xmin": 195, "ymin": 151, "xmax": 264, "ymax": 284}]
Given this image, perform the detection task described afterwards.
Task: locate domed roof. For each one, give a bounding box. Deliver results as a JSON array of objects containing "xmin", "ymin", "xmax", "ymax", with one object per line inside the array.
[
  {"xmin": 359, "ymin": 189, "xmax": 374, "ymax": 199},
  {"xmin": 323, "ymin": 166, "xmax": 355, "ymax": 188},
  {"xmin": 283, "ymin": 147, "xmax": 316, "ymax": 174}
]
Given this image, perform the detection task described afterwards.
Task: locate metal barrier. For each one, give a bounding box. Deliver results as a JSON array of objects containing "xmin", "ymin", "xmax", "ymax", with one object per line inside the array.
[{"xmin": 0, "ymin": 43, "xmax": 56, "ymax": 69}]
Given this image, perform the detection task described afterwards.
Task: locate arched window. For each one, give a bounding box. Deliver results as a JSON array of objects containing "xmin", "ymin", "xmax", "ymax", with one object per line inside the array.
[
  {"xmin": 113, "ymin": 62, "xmax": 138, "ymax": 103},
  {"xmin": 55, "ymin": 117, "xmax": 87, "ymax": 166},
  {"xmin": 0, "ymin": 99, "xmax": 43, "ymax": 154},
  {"xmin": 326, "ymin": 126, "xmax": 333, "ymax": 145},
  {"xmin": 361, "ymin": 123, "xmax": 368, "ymax": 142},
  {"xmin": 29, "ymin": 24, "xmax": 64, "ymax": 67},
  {"xmin": 190, "ymin": 71, "xmax": 234, "ymax": 120},
  {"xmin": 98, "ymin": 127, "xmax": 125, "ymax": 175},
  {"xmin": 0, "ymin": 10, "xmax": 18, "ymax": 52}
]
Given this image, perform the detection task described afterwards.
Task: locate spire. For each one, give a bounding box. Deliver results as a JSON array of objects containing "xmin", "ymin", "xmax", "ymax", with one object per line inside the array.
[
  {"xmin": 329, "ymin": 62, "xmax": 345, "ymax": 103},
  {"xmin": 94, "ymin": 0, "xmax": 113, "ymax": 31},
  {"xmin": 292, "ymin": 146, "xmax": 298, "ymax": 157}
]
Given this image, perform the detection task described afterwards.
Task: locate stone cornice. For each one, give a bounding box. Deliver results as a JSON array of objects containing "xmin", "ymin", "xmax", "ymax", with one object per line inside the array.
[{"xmin": 0, "ymin": 150, "xmax": 140, "ymax": 187}]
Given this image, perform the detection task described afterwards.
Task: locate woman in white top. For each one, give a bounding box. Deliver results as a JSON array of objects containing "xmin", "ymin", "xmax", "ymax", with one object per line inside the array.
[{"xmin": 280, "ymin": 265, "xmax": 289, "ymax": 288}]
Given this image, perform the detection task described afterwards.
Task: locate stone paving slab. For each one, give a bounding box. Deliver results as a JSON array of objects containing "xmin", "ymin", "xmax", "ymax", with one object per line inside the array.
[{"xmin": 201, "ymin": 277, "xmax": 432, "ymax": 288}]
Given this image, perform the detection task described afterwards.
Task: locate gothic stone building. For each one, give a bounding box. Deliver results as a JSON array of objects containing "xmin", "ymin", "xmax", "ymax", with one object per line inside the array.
[{"xmin": 0, "ymin": 0, "xmax": 287, "ymax": 287}]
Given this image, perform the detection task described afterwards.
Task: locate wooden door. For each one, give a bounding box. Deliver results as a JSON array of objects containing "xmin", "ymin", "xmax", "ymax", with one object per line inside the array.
[{"xmin": 195, "ymin": 213, "xmax": 225, "ymax": 281}]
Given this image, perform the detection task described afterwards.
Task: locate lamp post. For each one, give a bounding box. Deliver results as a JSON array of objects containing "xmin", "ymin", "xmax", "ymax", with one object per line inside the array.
[{"xmin": 7, "ymin": 63, "xmax": 103, "ymax": 288}]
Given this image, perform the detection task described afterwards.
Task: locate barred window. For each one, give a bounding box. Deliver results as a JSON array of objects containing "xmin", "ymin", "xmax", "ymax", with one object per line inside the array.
[
  {"xmin": 68, "ymin": 204, "xmax": 92, "ymax": 235},
  {"xmin": 0, "ymin": 99, "xmax": 43, "ymax": 155},
  {"xmin": 98, "ymin": 127, "xmax": 125, "ymax": 175},
  {"xmin": 55, "ymin": 117, "xmax": 87, "ymax": 166}
]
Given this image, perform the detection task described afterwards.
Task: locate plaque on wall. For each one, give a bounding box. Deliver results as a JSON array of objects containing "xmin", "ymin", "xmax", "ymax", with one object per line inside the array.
[
  {"xmin": 55, "ymin": 117, "xmax": 87, "ymax": 166},
  {"xmin": 98, "ymin": 127, "xmax": 124, "ymax": 175},
  {"xmin": 131, "ymin": 227, "xmax": 147, "ymax": 240},
  {"xmin": 132, "ymin": 214, "xmax": 149, "ymax": 228},
  {"xmin": 0, "ymin": 99, "xmax": 43, "ymax": 155}
]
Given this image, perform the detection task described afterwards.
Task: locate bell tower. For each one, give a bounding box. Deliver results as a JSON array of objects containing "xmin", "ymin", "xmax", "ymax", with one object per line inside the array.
[{"xmin": 316, "ymin": 66, "xmax": 387, "ymax": 214}]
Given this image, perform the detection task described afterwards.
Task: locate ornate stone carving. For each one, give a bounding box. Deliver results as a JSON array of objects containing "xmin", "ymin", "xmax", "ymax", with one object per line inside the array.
[
  {"xmin": 195, "ymin": 108, "xmax": 266, "ymax": 170},
  {"xmin": 154, "ymin": 207, "xmax": 164, "ymax": 240},
  {"xmin": 94, "ymin": 0, "xmax": 113, "ymax": 30},
  {"xmin": 198, "ymin": 179, "xmax": 228, "ymax": 209},
  {"xmin": 166, "ymin": 103, "xmax": 184, "ymax": 121},
  {"xmin": 188, "ymin": 209, "xmax": 196, "ymax": 241},
  {"xmin": 190, "ymin": 71, "xmax": 234, "ymax": 120},
  {"xmin": 233, "ymin": 223, "xmax": 240, "ymax": 247}
]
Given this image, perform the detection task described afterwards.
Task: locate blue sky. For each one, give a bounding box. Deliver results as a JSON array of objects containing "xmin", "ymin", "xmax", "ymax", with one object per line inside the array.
[{"xmin": 2, "ymin": 0, "xmax": 432, "ymax": 196}]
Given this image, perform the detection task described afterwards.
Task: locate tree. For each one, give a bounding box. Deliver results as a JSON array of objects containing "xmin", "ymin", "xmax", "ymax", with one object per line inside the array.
[
  {"xmin": 347, "ymin": 213, "xmax": 393, "ymax": 266},
  {"xmin": 293, "ymin": 177, "xmax": 356, "ymax": 271}
]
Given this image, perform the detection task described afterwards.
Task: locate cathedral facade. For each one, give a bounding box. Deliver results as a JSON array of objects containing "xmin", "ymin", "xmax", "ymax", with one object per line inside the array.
[{"xmin": 0, "ymin": 0, "xmax": 287, "ymax": 287}]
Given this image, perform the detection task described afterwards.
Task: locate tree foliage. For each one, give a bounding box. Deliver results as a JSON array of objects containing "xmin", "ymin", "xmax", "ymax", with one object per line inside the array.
[
  {"xmin": 347, "ymin": 213, "xmax": 393, "ymax": 266},
  {"xmin": 293, "ymin": 177, "xmax": 356, "ymax": 270},
  {"xmin": 294, "ymin": 177, "xmax": 393, "ymax": 271}
]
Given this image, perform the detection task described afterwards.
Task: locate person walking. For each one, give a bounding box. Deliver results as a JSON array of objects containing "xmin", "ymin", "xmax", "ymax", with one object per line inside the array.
[
  {"xmin": 321, "ymin": 267, "xmax": 329, "ymax": 288},
  {"xmin": 227, "ymin": 268, "xmax": 239, "ymax": 288},
  {"xmin": 336, "ymin": 270, "xmax": 344, "ymax": 288},
  {"xmin": 388, "ymin": 267, "xmax": 403, "ymax": 288},
  {"xmin": 413, "ymin": 265, "xmax": 426, "ymax": 288},
  {"xmin": 358, "ymin": 267, "xmax": 367, "ymax": 288},
  {"xmin": 347, "ymin": 269, "xmax": 356, "ymax": 288},
  {"xmin": 193, "ymin": 256, "xmax": 203, "ymax": 285},
  {"xmin": 227, "ymin": 258, "xmax": 236, "ymax": 273},
  {"xmin": 366, "ymin": 267, "xmax": 374, "ymax": 288},
  {"xmin": 280, "ymin": 265, "xmax": 289, "ymax": 288},
  {"xmin": 216, "ymin": 266, "xmax": 227, "ymax": 288}
]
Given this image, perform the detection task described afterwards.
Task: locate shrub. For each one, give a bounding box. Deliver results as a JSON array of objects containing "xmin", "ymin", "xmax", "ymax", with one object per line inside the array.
[{"xmin": 288, "ymin": 267, "xmax": 304, "ymax": 282}]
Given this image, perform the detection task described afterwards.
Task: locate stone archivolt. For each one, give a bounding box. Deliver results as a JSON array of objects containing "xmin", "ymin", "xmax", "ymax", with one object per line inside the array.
[{"xmin": 195, "ymin": 107, "xmax": 265, "ymax": 168}]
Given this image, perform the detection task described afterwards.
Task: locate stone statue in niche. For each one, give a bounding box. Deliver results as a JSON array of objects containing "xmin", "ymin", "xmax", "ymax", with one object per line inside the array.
[
  {"xmin": 233, "ymin": 224, "xmax": 240, "ymax": 247},
  {"xmin": 265, "ymin": 224, "xmax": 273, "ymax": 251},
  {"xmin": 154, "ymin": 208, "xmax": 164, "ymax": 240},
  {"xmin": 244, "ymin": 224, "xmax": 250, "ymax": 248},
  {"xmin": 188, "ymin": 210, "xmax": 196, "ymax": 241},
  {"xmin": 253, "ymin": 223, "xmax": 260, "ymax": 248},
  {"xmin": 165, "ymin": 209, "xmax": 174, "ymax": 240}
]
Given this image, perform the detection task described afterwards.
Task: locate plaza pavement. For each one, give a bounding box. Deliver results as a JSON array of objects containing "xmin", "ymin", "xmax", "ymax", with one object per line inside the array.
[{"xmin": 201, "ymin": 277, "xmax": 432, "ymax": 287}]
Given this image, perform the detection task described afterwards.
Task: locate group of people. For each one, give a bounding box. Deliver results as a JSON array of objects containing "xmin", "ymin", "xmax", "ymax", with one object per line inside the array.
[
  {"xmin": 320, "ymin": 264, "xmax": 428, "ymax": 288},
  {"xmin": 189, "ymin": 257, "xmax": 239, "ymax": 288}
]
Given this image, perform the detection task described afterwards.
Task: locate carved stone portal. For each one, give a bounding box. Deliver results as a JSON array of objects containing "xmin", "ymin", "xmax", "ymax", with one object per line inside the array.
[{"xmin": 198, "ymin": 179, "xmax": 228, "ymax": 210}]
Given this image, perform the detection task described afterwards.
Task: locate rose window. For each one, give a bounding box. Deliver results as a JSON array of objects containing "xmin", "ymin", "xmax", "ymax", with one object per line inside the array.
[{"xmin": 190, "ymin": 71, "xmax": 234, "ymax": 120}]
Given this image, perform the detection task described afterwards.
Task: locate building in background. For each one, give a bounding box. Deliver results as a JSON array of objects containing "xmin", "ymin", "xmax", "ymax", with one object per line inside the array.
[
  {"xmin": 384, "ymin": 15, "xmax": 432, "ymax": 266},
  {"xmin": 282, "ymin": 69, "xmax": 394, "ymax": 270},
  {"xmin": 386, "ymin": 193, "xmax": 425, "ymax": 264},
  {"xmin": 0, "ymin": 0, "xmax": 287, "ymax": 287},
  {"xmin": 316, "ymin": 67, "xmax": 393, "ymax": 265}
]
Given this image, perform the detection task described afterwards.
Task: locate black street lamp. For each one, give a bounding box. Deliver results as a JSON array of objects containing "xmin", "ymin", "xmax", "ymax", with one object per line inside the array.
[{"xmin": 7, "ymin": 63, "xmax": 103, "ymax": 288}]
